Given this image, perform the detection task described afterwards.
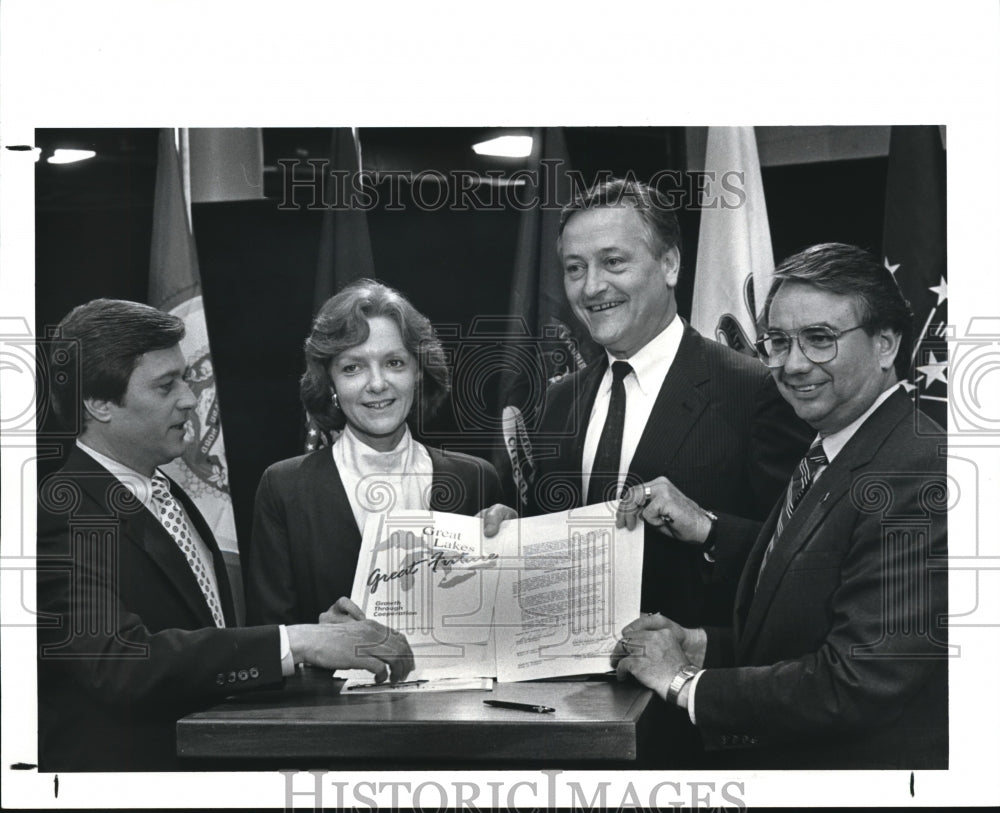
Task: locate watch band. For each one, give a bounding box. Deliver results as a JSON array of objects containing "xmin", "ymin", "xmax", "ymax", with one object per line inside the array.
[
  {"xmin": 666, "ymin": 663, "xmax": 700, "ymax": 705},
  {"xmin": 701, "ymin": 510, "xmax": 719, "ymax": 562}
]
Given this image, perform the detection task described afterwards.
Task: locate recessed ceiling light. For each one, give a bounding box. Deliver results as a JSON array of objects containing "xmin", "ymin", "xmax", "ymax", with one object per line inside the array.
[
  {"xmin": 47, "ymin": 149, "xmax": 97, "ymax": 165},
  {"xmin": 471, "ymin": 135, "xmax": 533, "ymax": 158}
]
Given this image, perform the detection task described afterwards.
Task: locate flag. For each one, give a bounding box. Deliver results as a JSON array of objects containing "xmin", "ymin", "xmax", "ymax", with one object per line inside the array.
[
  {"xmin": 148, "ymin": 128, "xmax": 239, "ymax": 557},
  {"xmin": 882, "ymin": 125, "xmax": 948, "ymax": 428},
  {"xmin": 691, "ymin": 126, "xmax": 774, "ymax": 354},
  {"xmin": 313, "ymin": 127, "xmax": 376, "ymax": 306},
  {"xmin": 497, "ymin": 127, "xmax": 600, "ymax": 509},
  {"xmin": 306, "ymin": 127, "xmax": 376, "ymax": 451}
]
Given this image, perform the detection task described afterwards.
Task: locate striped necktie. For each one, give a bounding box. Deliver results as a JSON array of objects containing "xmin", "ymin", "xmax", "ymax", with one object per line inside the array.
[
  {"xmin": 756, "ymin": 436, "xmax": 828, "ymax": 589},
  {"xmin": 150, "ymin": 473, "xmax": 226, "ymax": 627}
]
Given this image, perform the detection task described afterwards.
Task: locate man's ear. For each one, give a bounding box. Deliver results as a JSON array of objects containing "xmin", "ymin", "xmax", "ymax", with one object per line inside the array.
[
  {"xmin": 660, "ymin": 245, "xmax": 681, "ymax": 288},
  {"xmin": 83, "ymin": 397, "xmax": 114, "ymax": 424},
  {"xmin": 877, "ymin": 328, "xmax": 902, "ymax": 371}
]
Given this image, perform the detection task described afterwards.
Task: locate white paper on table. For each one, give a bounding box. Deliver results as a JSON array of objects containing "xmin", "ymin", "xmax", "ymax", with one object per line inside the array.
[{"xmin": 339, "ymin": 677, "xmax": 493, "ymax": 694}]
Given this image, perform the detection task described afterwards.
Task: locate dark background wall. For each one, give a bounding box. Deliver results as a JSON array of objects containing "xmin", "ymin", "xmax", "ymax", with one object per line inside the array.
[{"xmin": 34, "ymin": 127, "xmax": 889, "ymax": 554}]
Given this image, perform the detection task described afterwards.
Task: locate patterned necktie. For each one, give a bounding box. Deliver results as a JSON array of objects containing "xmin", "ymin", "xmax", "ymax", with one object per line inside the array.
[
  {"xmin": 756, "ymin": 436, "xmax": 829, "ymax": 589},
  {"xmin": 587, "ymin": 361, "xmax": 633, "ymax": 505},
  {"xmin": 150, "ymin": 473, "xmax": 226, "ymax": 627}
]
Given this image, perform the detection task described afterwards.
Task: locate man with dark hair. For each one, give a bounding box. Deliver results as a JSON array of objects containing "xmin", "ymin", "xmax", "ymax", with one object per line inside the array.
[
  {"xmin": 530, "ymin": 178, "xmax": 812, "ymax": 626},
  {"xmin": 37, "ymin": 298, "xmax": 414, "ymax": 771},
  {"xmin": 614, "ymin": 243, "xmax": 948, "ymax": 769}
]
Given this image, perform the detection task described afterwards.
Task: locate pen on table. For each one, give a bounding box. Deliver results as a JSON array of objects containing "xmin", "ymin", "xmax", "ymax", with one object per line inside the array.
[
  {"xmin": 346, "ymin": 679, "xmax": 429, "ymax": 691},
  {"xmin": 483, "ymin": 700, "xmax": 555, "ymax": 714}
]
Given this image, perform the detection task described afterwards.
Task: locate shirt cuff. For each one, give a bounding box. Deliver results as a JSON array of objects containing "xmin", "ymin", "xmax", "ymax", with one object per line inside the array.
[
  {"xmin": 686, "ymin": 668, "xmax": 706, "ymax": 725},
  {"xmin": 279, "ymin": 624, "xmax": 296, "ymax": 677}
]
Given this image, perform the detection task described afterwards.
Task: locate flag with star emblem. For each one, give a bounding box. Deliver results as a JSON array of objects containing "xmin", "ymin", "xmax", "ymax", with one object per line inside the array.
[
  {"xmin": 149, "ymin": 128, "xmax": 240, "ymax": 555},
  {"xmin": 691, "ymin": 126, "xmax": 774, "ymax": 355},
  {"xmin": 882, "ymin": 125, "xmax": 948, "ymax": 428}
]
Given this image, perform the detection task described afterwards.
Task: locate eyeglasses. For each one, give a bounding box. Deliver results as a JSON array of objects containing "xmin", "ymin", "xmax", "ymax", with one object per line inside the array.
[{"xmin": 755, "ymin": 324, "xmax": 866, "ymax": 368}]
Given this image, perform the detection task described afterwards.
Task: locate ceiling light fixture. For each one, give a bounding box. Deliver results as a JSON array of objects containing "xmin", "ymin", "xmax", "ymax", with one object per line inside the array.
[
  {"xmin": 47, "ymin": 148, "xmax": 97, "ymax": 165},
  {"xmin": 471, "ymin": 135, "xmax": 533, "ymax": 158}
]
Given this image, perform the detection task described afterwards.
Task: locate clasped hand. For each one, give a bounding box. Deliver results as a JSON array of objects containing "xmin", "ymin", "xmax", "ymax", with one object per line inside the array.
[{"xmin": 612, "ymin": 613, "xmax": 707, "ymax": 701}]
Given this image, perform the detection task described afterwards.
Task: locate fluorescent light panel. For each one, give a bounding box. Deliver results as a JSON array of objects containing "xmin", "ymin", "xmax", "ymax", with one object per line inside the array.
[
  {"xmin": 471, "ymin": 135, "xmax": 533, "ymax": 158},
  {"xmin": 48, "ymin": 148, "xmax": 97, "ymax": 165}
]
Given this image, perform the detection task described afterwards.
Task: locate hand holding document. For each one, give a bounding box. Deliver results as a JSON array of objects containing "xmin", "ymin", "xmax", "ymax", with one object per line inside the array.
[{"xmin": 341, "ymin": 502, "xmax": 643, "ymax": 684}]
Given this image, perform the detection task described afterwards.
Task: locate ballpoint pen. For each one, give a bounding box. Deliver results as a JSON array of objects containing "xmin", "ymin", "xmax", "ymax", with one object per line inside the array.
[{"xmin": 483, "ymin": 700, "xmax": 555, "ymax": 714}]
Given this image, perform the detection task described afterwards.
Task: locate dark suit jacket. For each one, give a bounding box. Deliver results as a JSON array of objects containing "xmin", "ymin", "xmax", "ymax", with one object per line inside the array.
[
  {"xmin": 528, "ymin": 322, "xmax": 812, "ymax": 626},
  {"xmin": 36, "ymin": 446, "xmax": 284, "ymax": 772},
  {"xmin": 695, "ymin": 390, "xmax": 948, "ymax": 769},
  {"xmin": 245, "ymin": 446, "xmax": 503, "ymax": 625}
]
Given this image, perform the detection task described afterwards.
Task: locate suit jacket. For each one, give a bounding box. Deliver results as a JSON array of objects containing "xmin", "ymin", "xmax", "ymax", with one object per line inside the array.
[
  {"xmin": 528, "ymin": 323, "xmax": 812, "ymax": 626},
  {"xmin": 245, "ymin": 445, "xmax": 503, "ymax": 625},
  {"xmin": 695, "ymin": 389, "xmax": 949, "ymax": 769},
  {"xmin": 36, "ymin": 446, "xmax": 284, "ymax": 772}
]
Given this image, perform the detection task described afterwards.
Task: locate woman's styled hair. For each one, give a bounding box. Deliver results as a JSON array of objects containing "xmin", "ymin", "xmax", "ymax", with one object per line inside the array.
[{"xmin": 300, "ymin": 279, "xmax": 450, "ymax": 432}]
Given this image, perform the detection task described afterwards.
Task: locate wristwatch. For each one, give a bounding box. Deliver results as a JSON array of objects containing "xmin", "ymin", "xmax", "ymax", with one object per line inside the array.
[
  {"xmin": 700, "ymin": 510, "xmax": 719, "ymax": 562},
  {"xmin": 666, "ymin": 663, "xmax": 701, "ymax": 705}
]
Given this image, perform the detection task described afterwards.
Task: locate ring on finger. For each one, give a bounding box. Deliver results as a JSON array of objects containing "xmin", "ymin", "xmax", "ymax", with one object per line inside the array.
[
  {"xmin": 642, "ymin": 485, "xmax": 652, "ymax": 505},
  {"xmin": 660, "ymin": 512, "xmax": 674, "ymax": 525}
]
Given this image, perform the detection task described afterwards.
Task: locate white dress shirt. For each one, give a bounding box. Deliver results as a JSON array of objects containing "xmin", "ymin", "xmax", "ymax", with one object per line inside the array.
[
  {"xmin": 332, "ymin": 423, "xmax": 434, "ymax": 533},
  {"xmin": 581, "ymin": 317, "xmax": 685, "ymax": 499}
]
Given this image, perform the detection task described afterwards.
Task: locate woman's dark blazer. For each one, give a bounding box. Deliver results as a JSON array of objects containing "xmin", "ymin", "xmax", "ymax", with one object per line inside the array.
[{"xmin": 245, "ymin": 446, "xmax": 503, "ymax": 625}]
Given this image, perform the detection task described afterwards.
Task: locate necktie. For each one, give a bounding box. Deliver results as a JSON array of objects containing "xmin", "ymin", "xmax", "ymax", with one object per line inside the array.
[
  {"xmin": 150, "ymin": 473, "xmax": 226, "ymax": 627},
  {"xmin": 586, "ymin": 361, "xmax": 633, "ymax": 505},
  {"xmin": 756, "ymin": 436, "xmax": 829, "ymax": 589}
]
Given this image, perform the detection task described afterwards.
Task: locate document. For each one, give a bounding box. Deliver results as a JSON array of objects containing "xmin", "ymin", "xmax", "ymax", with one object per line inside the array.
[
  {"xmin": 491, "ymin": 504, "xmax": 643, "ymax": 681},
  {"xmin": 345, "ymin": 503, "xmax": 643, "ymax": 682}
]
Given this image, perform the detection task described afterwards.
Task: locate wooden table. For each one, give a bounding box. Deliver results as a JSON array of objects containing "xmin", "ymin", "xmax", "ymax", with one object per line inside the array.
[{"xmin": 177, "ymin": 668, "xmax": 656, "ymax": 769}]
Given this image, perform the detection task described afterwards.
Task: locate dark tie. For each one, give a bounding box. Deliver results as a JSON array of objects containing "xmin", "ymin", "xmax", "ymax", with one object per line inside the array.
[
  {"xmin": 586, "ymin": 361, "xmax": 633, "ymax": 505},
  {"xmin": 756, "ymin": 436, "xmax": 829, "ymax": 589}
]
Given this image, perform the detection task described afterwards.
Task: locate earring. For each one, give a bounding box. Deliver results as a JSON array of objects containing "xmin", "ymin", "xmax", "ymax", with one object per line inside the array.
[{"xmin": 330, "ymin": 389, "xmax": 340, "ymax": 410}]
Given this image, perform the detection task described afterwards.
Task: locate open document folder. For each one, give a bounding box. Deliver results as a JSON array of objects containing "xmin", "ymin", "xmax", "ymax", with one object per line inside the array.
[{"xmin": 339, "ymin": 503, "xmax": 643, "ymax": 684}]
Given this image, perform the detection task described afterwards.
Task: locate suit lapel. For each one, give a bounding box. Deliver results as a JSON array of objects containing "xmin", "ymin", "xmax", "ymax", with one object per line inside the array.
[
  {"xmin": 427, "ymin": 448, "xmax": 472, "ymax": 514},
  {"xmin": 130, "ymin": 493, "xmax": 220, "ymax": 627},
  {"xmin": 65, "ymin": 448, "xmax": 220, "ymax": 627},
  {"xmin": 733, "ymin": 499, "xmax": 782, "ymax": 641},
  {"xmin": 628, "ymin": 325, "xmax": 710, "ymax": 478},
  {"xmin": 318, "ymin": 452, "xmax": 364, "ymax": 552},
  {"xmin": 736, "ymin": 476, "xmax": 845, "ymax": 658},
  {"xmin": 736, "ymin": 390, "xmax": 913, "ymax": 657},
  {"xmin": 170, "ymin": 479, "xmax": 237, "ymax": 625}
]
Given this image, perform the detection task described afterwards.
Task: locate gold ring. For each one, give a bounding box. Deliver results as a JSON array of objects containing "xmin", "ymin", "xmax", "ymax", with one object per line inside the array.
[
  {"xmin": 643, "ymin": 485, "xmax": 652, "ymax": 504},
  {"xmin": 661, "ymin": 512, "xmax": 674, "ymax": 525}
]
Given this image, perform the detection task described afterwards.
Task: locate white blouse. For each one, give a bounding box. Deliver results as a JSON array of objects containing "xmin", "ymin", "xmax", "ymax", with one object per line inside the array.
[{"xmin": 332, "ymin": 424, "xmax": 434, "ymax": 534}]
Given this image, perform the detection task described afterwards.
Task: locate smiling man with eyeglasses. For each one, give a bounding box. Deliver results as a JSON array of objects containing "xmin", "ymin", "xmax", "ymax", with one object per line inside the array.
[{"xmin": 614, "ymin": 243, "xmax": 948, "ymax": 769}]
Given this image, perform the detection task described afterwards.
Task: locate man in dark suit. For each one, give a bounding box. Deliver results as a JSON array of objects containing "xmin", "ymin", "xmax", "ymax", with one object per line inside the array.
[
  {"xmin": 528, "ymin": 178, "xmax": 811, "ymax": 626},
  {"xmin": 614, "ymin": 243, "xmax": 948, "ymax": 769},
  {"xmin": 36, "ymin": 298, "xmax": 414, "ymax": 771}
]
